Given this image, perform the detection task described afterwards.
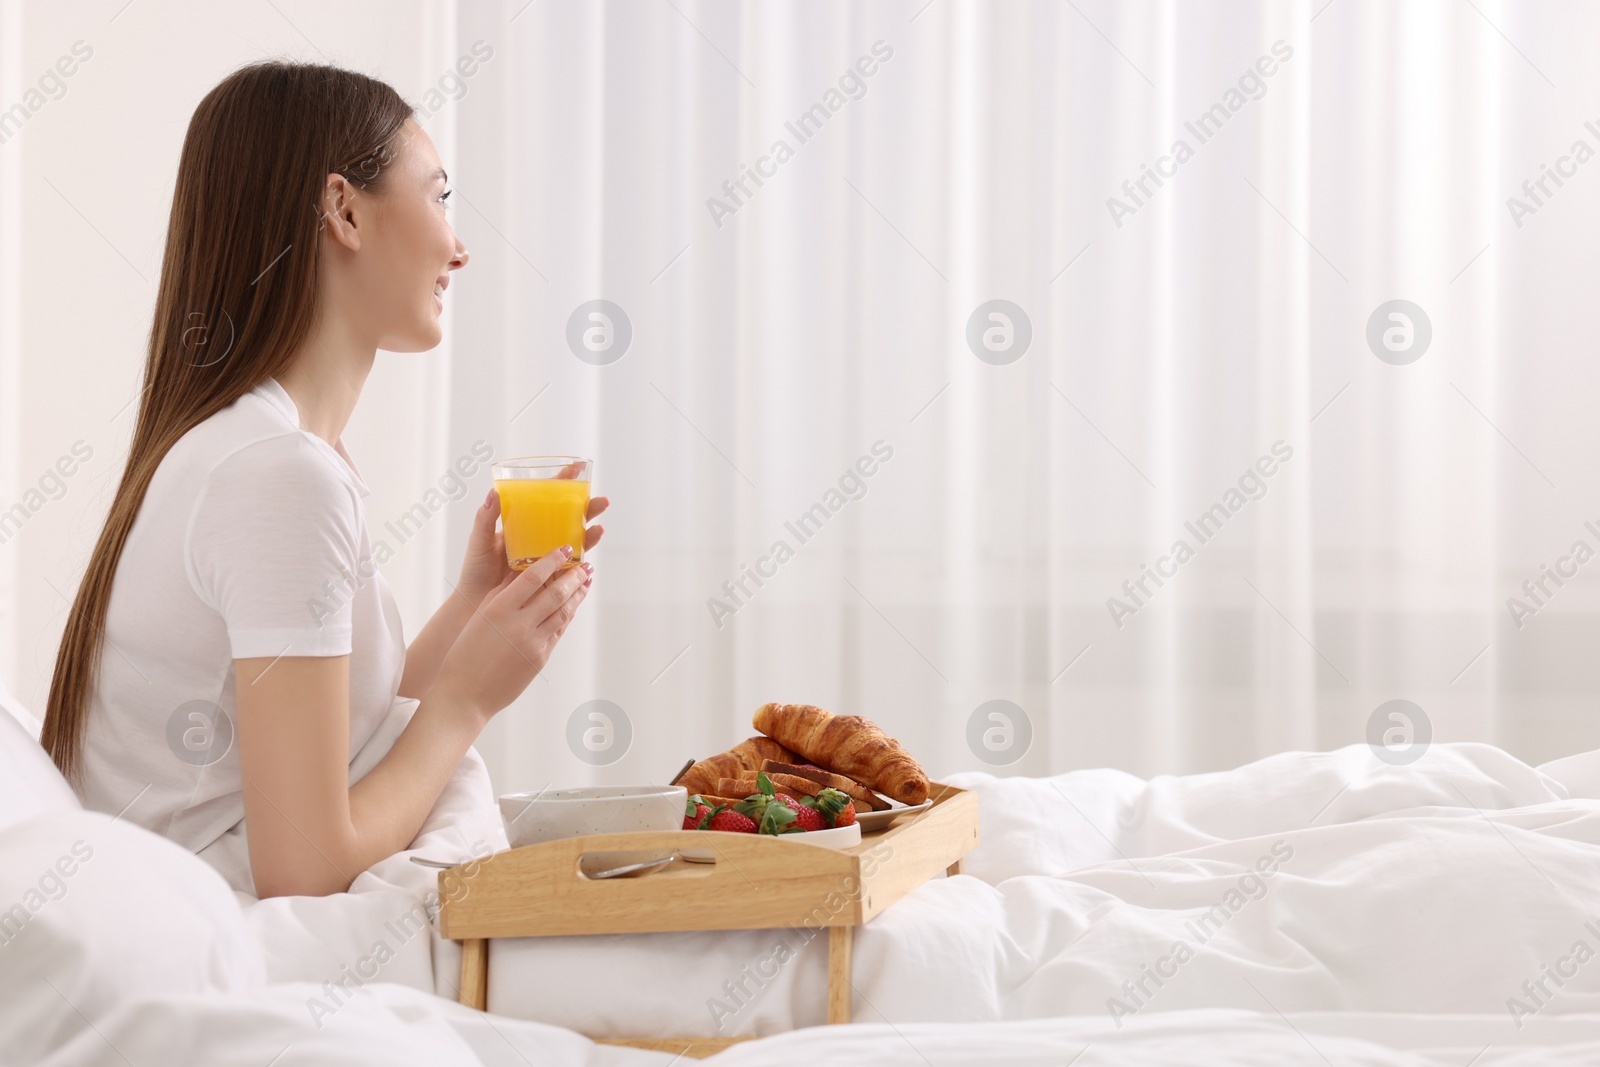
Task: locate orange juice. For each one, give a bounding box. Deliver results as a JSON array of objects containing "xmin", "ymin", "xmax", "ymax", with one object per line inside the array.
[{"xmin": 496, "ymin": 476, "xmax": 590, "ymax": 568}]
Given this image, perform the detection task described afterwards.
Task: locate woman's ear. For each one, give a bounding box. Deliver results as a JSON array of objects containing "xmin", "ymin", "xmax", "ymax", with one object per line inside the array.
[{"xmin": 315, "ymin": 174, "xmax": 362, "ymax": 252}]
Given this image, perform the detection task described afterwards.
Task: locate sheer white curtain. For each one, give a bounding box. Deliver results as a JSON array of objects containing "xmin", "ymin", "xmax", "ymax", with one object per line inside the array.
[
  {"xmin": 433, "ymin": 0, "xmax": 1600, "ymax": 794},
  {"xmin": 6, "ymin": 0, "xmax": 1593, "ymax": 794}
]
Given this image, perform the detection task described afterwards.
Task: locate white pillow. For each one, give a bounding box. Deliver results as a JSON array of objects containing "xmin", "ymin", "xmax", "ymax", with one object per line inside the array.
[
  {"xmin": 0, "ymin": 809, "xmax": 265, "ymax": 1063},
  {"xmin": 0, "ymin": 676, "xmax": 79, "ymax": 832}
]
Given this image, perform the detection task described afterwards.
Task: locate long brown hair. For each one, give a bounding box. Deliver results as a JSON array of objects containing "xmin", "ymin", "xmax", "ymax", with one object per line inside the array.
[{"xmin": 43, "ymin": 62, "xmax": 413, "ymax": 781}]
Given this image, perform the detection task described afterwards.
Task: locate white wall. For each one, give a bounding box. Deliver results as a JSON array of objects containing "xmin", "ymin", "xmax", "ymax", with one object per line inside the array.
[{"xmin": 0, "ymin": 0, "xmax": 23, "ymax": 689}]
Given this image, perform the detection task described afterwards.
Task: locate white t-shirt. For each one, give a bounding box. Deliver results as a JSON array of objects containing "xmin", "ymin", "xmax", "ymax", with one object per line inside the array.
[{"xmin": 79, "ymin": 377, "xmax": 406, "ymax": 894}]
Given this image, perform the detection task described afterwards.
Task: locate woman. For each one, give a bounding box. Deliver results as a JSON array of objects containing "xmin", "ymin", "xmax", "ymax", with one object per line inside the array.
[{"xmin": 40, "ymin": 62, "xmax": 603, "ymax": 899}]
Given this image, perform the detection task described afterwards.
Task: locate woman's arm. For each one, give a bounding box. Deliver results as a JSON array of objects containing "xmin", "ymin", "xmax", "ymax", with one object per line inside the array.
[
  {"xmin": 237, "ymin": 550, "xmax": 590, "ymax": 898},
  {"xmin": 396, "ymin": 588, "xmax": 476, "ymax": 700},
  {"xmin": 236, "ymin": 653, "xmax": 477, "ymax": 897},
  {"xmin": 397, "ymin": 487, "xmax": 608, "ymax": 700}
]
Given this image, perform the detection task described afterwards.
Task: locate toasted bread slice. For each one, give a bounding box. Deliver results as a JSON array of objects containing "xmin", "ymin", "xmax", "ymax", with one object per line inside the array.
[
  {"xmin": 760, "ymin": 759, "xmax": 891, "ymax": 811},
  {"xmin": 690, "ymin": 794, "xmax": 747, "ymax": 810},
  {"xmin": 716, "ymin": 777, "xmax": 762, "ymax": 799},
  {"xmin": 764, "ymin": 772, "xmax": 824, "ymax": 799}
]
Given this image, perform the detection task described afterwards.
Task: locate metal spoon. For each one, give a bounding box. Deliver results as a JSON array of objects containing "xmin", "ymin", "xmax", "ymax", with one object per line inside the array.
[
  {"xmin": 670, "ymin": 758, "xmax": 695, "ymax": 786},
  {"xmin": 412, "ymin": 853, "xmax": 675, "ymax": 878},
  {"xmin": 585, "ymin": 850, "xmax": 718, "ymax": 879},
  {"xmin": 585, "ymin": 853, "xmax": 681, "ymax": 879},
  {"xmin": 411, "ymin": 848, "xmax": 716, "ymax": 877}
]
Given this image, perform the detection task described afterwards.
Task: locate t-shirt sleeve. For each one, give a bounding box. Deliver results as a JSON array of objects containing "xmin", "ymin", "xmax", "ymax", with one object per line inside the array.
[{"xmin": 185, "ymin": 434, "xmax": 365, "ymax": 659}]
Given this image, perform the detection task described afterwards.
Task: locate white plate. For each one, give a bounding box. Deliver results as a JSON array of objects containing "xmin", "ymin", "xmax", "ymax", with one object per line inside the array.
[
  {"xmin": 856, "ymin": 798, "xmax": 933, "ymax": 832},
  {"xmin": 783, "ymin": 822, "xmax": 861, "ymax": 850}
]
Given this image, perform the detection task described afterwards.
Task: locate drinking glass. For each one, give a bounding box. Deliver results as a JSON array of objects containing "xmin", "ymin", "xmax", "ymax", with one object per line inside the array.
[{"xmin": 491, "ymin": 457, "xmax": 592, "ymax": 570}]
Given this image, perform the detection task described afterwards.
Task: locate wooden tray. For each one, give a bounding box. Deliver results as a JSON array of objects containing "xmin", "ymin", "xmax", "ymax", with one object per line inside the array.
[{"xmin": 436, "ymin": 781, "xmax": 978, "ymax": 1058}]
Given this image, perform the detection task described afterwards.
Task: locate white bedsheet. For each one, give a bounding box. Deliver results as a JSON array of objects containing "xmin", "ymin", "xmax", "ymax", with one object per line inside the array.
[
  {"xmin": 19, "ymin": 729, "xmax": 1600, "ymax": 1064},
  {"xmin": 36, "ymin": 986, "xmax": 1600, "ymax": 1067},
  {"xmin": 230, "ymin": 731, "xmax": 1600, "ymax": 1051},
  {"xmin": 482, "ymin": 742, "xmax": 1600, "ymax": 1037},
  {"xmin": 236, "ymin": 694, "xmax": 509, "ymax": 1004}
]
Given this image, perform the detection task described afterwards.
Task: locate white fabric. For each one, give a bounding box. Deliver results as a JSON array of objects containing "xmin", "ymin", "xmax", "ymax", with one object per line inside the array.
[
  {"xmin": 30, "ymin": 993, "xmax": 1600, "ymax": 1067},
  {"xmin": 77, "ymin": 376, "xmax": 407, "ymax": 894},
  {"xmin": 233, "ymin": 692, "xmax": 509, "ymax": 1003},
  {"xmin": 201, "ymin": 731, "xmax": 1600, "ymax": 1041},
  {"xmin": 34, "ymin": 982, "xmax": 663, "ymax": 1067},
  {"xmin": 0, "ymin": 654, "xmax": 512, "ymax": 1065},
  {"xmin": 434, "ymin": 0, "xmax": 1600, "ymax": 791},
  {"xmin": 0, "ymin": 809, "xmax": 265, "ymax": 1065},
  {"xmin": 12, "ymin": 645, "xmax": 1600, "ymax": 1061},
  {"xmin": 6, "ymin": 0, "xmax": 1600, "ymax": 812},
  {"xmin": 475, "ymin": 743, "xmax": 1600, "ymax": 1036},
  {"xmin": 0, "ymin": 672, "xmax": 79, "ymax": 831},
  {"xmin": 14, "ymin": 739, "xmax": 1600, "ymax": 1064}
]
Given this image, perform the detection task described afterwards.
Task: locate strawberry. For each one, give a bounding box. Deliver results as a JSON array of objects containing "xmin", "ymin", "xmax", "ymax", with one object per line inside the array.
[
  {"xmin": 683, "ymin": 795, "xmax": 715, "ymax": 830},
  {"xmin": 771, "ymin": 791, "xmax": 828, "ymax": 831},
  {"xmin": 789, "ymin": 803, "xmax": 825, "ymax": 832},
  {"xmin": 686, "ymin": 795, "xmax": 733, "ymax": 830},
  {"xmin": 756, "ymin": 803, "xmax": 798, "ymax": 835},
  {"xmin": 706, "ymin": 808, "xmax": 756, "ymax": 833},
  {"xmin": 733, "ymin": 773, "xmax": 803, "ymax": 835},
  {"xmin": 808, "ymin": 788, "xmax": 857, "ymax": 828}
]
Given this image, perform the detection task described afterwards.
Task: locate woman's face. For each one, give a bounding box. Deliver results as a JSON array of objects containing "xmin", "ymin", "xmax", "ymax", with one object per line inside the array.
[{"xmin": 336, "ymin": 119, "xmax": 468, "ymax": 352}]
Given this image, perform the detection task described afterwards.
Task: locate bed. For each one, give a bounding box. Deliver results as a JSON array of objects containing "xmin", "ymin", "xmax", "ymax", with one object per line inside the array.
[{"xmin": 6, "ymin": 669, "xmax": 1600, "ymax": 1065}]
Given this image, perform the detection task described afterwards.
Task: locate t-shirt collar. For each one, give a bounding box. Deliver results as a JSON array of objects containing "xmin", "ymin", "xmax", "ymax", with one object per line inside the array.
[{"xmin": 253, "ymin": 376, "xmax": 371, "ymax": 499}]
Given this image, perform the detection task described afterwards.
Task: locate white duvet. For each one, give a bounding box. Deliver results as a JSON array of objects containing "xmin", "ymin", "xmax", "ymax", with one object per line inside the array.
[
  {"xmin": 23, "ymin": 728, "xmax": 1600, "ymax": 1064},
  {"xmin": 476, "ymin": 742, "xmax": 1600, "ymax": 1038}
]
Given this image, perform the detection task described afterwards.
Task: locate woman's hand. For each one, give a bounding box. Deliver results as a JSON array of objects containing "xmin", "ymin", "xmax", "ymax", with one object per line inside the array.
[
  {"xmin": 431, "ymin": 547, "xmax": 592, "ymax": 724},
  {"xmin": 402, "ymin": 486, "xmax": 609, "ymax": 702},
  {"xmin": 456, "ymin": 487, "xmax": 610, "ymax": 608}
]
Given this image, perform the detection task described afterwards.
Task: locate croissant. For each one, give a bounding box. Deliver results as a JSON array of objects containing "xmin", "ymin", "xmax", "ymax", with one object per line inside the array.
[
  {"xmin": 752, "ymin": 703, "xmax": 929, "ymax": 805},
  {"xmin": 676, "ymin": 736, "xmax": 798, "ymax": 796}
]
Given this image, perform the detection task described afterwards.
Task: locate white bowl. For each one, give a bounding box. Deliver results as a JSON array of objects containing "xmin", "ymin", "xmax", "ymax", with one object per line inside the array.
[{"xmin": 498, "ymin": 785, "xmax": 687, "ymax": 848}]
